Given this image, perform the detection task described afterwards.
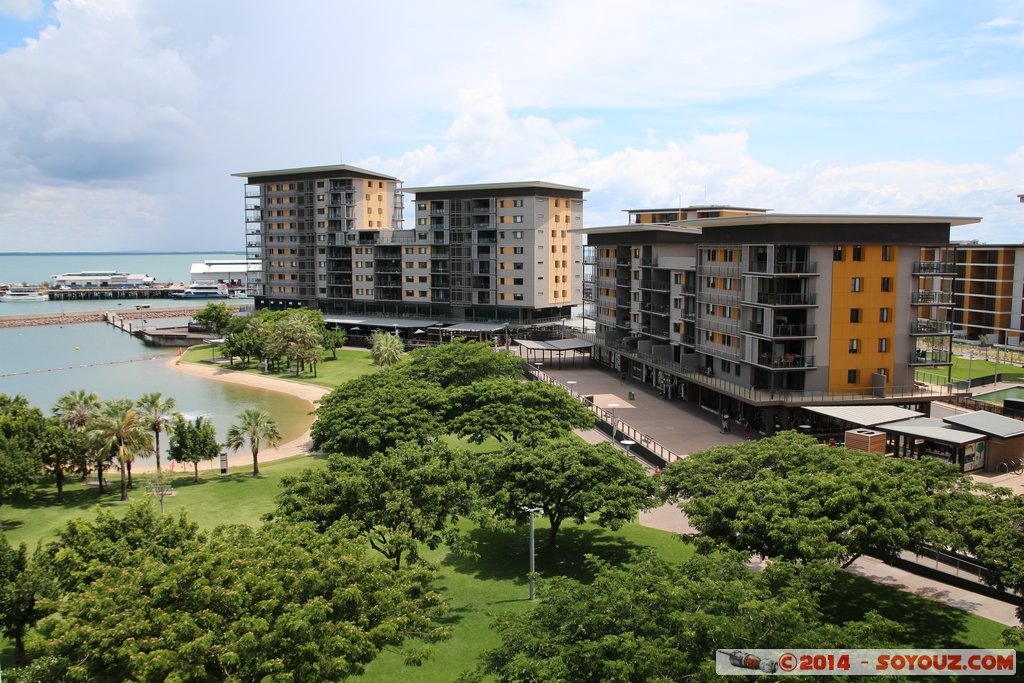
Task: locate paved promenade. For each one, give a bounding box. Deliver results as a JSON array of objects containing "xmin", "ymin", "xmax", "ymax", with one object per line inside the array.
[{"xmin": 542, "ymin": 360, "xmax": 1020, "ymax": 627}]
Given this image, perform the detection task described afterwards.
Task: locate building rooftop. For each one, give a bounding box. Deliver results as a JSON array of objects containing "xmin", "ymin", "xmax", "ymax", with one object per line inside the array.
[
  {"xmin": 577, "ymin": 213, "xmax": 981, "ymax": 235},
  {"xmin": 624, "ymin": 205, "xmax": 769, "ymax": 214},
  {"xmin": 231, "ymin": 164, "xmax": 399, "ymax": 181},
  {"xmin": 403, "ymin": 181, "xmax": 589, "ymax": 194},
  {"xmin": 943, "ymin": 411, "xmax": 1024, "ymax": 440}
]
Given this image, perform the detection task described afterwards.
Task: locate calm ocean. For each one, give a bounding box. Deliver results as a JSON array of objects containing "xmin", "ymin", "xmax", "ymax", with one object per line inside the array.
[{"xmin": 0, "ymin": 253, "xmax": 309, "ymax": 467}]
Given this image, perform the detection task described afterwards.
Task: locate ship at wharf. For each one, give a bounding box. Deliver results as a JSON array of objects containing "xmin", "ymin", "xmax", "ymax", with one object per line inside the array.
[{"xmin": 45, "ymin": 285, "xmax": 187, "ymax": 301}]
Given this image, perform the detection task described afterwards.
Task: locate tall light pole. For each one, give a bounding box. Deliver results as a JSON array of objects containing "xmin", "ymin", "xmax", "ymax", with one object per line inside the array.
[{"xmin": 524, "ymin": 507, "xmax": 542, "ymax": 600}]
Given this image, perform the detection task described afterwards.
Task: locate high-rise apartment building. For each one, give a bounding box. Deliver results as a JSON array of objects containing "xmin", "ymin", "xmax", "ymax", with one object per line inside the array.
[
  {"xmin": 937, "ymin": 243, "xmax": 1024, "ymax": 346},
  {"xmin": 235, "ymin": 165, "xmax": 587, "ymax": 323},
  {"xmin": 580, "ymin": 207, "xmax": 979, "ymax": 429}
]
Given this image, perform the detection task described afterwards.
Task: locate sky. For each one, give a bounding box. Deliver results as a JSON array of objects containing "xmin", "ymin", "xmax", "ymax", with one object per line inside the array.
[{"xmin": 0, "ymin": 0, "xmax": 1021, "ymax": 252}]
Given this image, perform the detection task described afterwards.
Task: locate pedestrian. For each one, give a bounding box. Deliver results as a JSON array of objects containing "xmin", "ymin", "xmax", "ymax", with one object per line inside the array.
[{"xmin": 721, "ymin": 416, "xmax": 729, "ymax": 434}]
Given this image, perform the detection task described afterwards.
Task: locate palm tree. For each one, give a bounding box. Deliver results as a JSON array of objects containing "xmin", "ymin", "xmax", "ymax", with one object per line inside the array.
[
  {"xmin": 370, "ymin": 330, "xmax": 404, "ymax": 368},
  {"xmin": 226, "ymin": 408, "xmax": 281, "ymax": 477},
  {"xmin": 89, "ymin": 399, "xmax": 153, "ymax": 501},
  {"xmin": 53, "ymin": 389, "xmax": 100, "ymax": 481},
  {"xmin": 136, "ymin": 392, "xmax": 177, "ymax": 472}
]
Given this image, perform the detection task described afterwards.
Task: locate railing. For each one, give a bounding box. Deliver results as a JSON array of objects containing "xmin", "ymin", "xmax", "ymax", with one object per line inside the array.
[
  {"xmin": 912, "ymin": 291, "xmax": 954, "ymax": 305},
  {"xmin": 774, "ymin": 261, "xmax": 818, "ymax": 274},
  {"xmin": 913, "ymin": 261, "xmax": 957, "ymax": 275},
  {"xmin": 911, "ymin": 320, "xmax": 953, "ymax": 335},
  {"xmin": 639, "ymin": 279, "xmax": 669, "ymax": 290},
  {"xmin": 615, "ymin": 258, "xmax": 631, "ymax": 266},
  {"xmin": 244, "ymin": 189, "xmax": 262, "ymax": 198},
  {"xmin": 751, "ymin": 353, "xmax": 816, "ymax": 369},
  {"xmin": 640, "ymin": 302, "xmax": 670, "ymax": 314},
  {"xmin": 524, "ymin": 363, "xmax": 681, "ymax": 464},
  {"xmin": 640, "ymin": 257, "xmax": 655, "ymax": 266},
  {"xmin": 576, "ymin": 331, "xmax": 954, "ymax": 404},
  {"xmin": 744, "ymin": 322, "xmax": 816, "ymax": 337},
  {"xmin": 911, "ymin": 349, "xmax": 952, "ymax": 364},
  {"xmin": 751, "ymin": 292, "xmax": 817, "ymax": 306}
]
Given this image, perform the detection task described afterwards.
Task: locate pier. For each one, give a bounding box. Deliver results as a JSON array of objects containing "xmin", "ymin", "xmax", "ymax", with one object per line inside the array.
[
  {"xmin": 45, "ymin": 285, "xmax": 186, "ymax": 301},
  {"xmin": 0, "ymin": 303, "xmax": 251, "ymax": 329}
]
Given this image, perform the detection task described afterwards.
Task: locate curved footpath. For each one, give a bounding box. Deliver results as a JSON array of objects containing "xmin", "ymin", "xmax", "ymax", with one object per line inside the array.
[{"xmin": 134, "ymin": 356, "xmax": 329, "ymax": 475}]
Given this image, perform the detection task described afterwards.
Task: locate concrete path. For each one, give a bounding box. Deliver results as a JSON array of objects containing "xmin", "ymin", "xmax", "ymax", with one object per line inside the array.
[{"xmin": 544, "ymin": 361, "xmax": 1020, "ymax": 626}]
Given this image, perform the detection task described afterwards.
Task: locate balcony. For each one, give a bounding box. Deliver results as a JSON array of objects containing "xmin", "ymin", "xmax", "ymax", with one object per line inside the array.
[
  {"xmin": 640, "ymin": 302, "xmax": 670, "ymax": 315},
  {"xmin": 615, "ymin": 258, "xmax": 631, "ymax": 266},
  {"xmin": 911, "ymin": 291, "xmax": 954, "ymax": 305},
  {"xmin": 246, "ymin": 228, "xmax": 262, "ymax": 236},
  {"xmin": 639, "ymin": 279, "xmax": 669, "ymax": 291},
  {"xmin": 910, "ymin": 349, "xmax": 953, "ymax": 366},
  {"xmin": 429, "ymin": 209, "xmax": 447, "ymax": 216},
  {"xmin": 913, "ymin": 261, "xmax": 956, "ymax": 275},
  {"xmin": 751, "ymin": 353, "xmax": 816, "ymax": 370},
  {"xmin": 640, "ymin": 257, "xmax": 655, "ymax": 266},
  {"xmin": 245, "ymin": 188, "xmax": 263, "ymax": 198},
  {"xmin": 750, "ymin": 292, "xmax": 817, "ymax": 306},
  {"xmin": 910, "ymin": 320, "xmax": 954, "ymax": 335},
  {"xmin": 745, "ymin": 322, "xmax": 816, "ymax": 337},
  {"xmin": 245, "ymin": 210, "xmax": 263, "ymax": 223}
]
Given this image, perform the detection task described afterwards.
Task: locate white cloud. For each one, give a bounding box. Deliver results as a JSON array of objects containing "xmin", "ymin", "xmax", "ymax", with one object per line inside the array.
[{"xmin": 0, "ymin": 0, "xmax": 42, "ymax": 20}]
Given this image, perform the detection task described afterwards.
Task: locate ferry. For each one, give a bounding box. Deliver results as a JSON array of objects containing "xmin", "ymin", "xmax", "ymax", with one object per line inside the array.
[
  {"xmin": 170, "ymin": 281, "xmax": 230, "ymax": 299},
  {"xmin": 52, "ymin": 270, "xmax": 156, "ymax": 288},
  {"xmin": 0, "ymin": 286, "xmax": 49, "ymax": 302}
]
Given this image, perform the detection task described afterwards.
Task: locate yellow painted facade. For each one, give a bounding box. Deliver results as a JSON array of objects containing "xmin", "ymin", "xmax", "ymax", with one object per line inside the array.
[
  {"xmin": 828, "ymin": 245, "xmax": 899, "ymax": 389},
  {"xmin": 546, "ymin": 198, "xmax": 572, "ymax": 304}
]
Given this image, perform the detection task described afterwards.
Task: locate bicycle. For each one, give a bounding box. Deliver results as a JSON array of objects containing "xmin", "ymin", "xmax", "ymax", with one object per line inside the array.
[{"xmin": 997, "ymin": 459, "xmax": 1023, "ymax": 475}]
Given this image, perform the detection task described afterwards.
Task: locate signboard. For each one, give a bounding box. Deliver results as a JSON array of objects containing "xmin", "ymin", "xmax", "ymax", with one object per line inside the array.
[{"xmin": 219, "ymin": 451, "xmax": 229, "ymax": 475}]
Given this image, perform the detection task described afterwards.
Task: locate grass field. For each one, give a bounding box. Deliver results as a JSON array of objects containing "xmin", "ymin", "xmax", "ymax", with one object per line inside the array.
[
  {"xmin": 180, "ymin": 344, "xmax": 375, "ymax": 388},
  {"xmin": 915, "ymin": 352, "xmax": 1024, "ymax": 384}
]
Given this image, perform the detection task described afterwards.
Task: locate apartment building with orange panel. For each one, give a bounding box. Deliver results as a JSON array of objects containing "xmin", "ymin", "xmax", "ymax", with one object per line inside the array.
[
  {"xmin": 234, "ymin": 166, "xmax": 586, "ymax": 323},
  {"xmin": 944, "ymin": 243, "xmax": 1024, "ymax": 346},
  {"xmin": 579, "ymin": 208, "xmax": 978, "ymax": 431}
]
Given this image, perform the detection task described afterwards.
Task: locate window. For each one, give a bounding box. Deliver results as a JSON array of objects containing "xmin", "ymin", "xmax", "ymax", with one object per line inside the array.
[
  {"xmin": 405, "ymin": 276, "xmax": 414, "ymax": 283},
  {"xmin": 513, "ymin": 199, "xmax": 523, "ymax": 207},
  {"xmin": 849, "ymin": 339, "xmax": 860, "ymax": 353},
  {"xmin": 879, "ymin": 307, "xmax": 890, "ymax": 323},
  {"xmin": 848, "ymin": 369, "xmax": 859, "ymax": 384},
  {"xmin": 881, "ymin": 277, "xmax": 892, "ymax": 292},
  {"xmin": 498, "ymin": 200, "xmax": 505, "ymax": 208},
  {"xmin": 513, "ymin": 216, "xmax": 523, "ymax": 223},
  {"xmin": 417, "ymin": 203, "xmax": 426, "ymax": 211},
  {"xmin": 513, "ymin": 293, "xmax": 524, "ymax": 301},
  {"xmin": 513, "ymin": 262, "xmax": 524, "ymax": 270},
  {"xmin": 882, "ymin": 245, "xmax": 893, "ymax": 261},
  {"xmin": 512, "ymin": 230, "xmax": 524, "ymax": 239},
  {"xmin": 878, "ymin": 338, "xmax": 889, "ymax": 352},
  {"xmin": 513, "ymin": 278, "xmax": 524, "ymax": 285},
  {"xmin": 417, "ymin": 218, "xmax": 427, "ymax": 225},
  {"xmin": 721, "ymin": 359, "xmax": 731, "ymax": 372},
  {"xmin": 834, "ymin": 246, "xmax": 844, "ymax": 261},
  {"xmin": 673, "ymin": 273, "xmax": 682, "ymax": 285},
  {"xmin": 513, "ymin": 247, "xmax": 524, "ymax": 254},
  {"xmin": 877, "ymin": 367, "xmax": 889, "ymax": 377},
  {"xmin": 551, "ymin": 230, "xmax": 557, "ymax": 237},
  {"xmin": 852, "ymin": 245, "xmax": 863, "ymax": 261},
  {"xmin": 851, "ymin": 277, "xmax": 863, "ymax": 292},
  {"xmin": 850, "ymin": 308, "xmax": 861, "ymax": 323},
  {"xmin": 419, "ymin": 261, "xmax": 427, "ymax": 268}
]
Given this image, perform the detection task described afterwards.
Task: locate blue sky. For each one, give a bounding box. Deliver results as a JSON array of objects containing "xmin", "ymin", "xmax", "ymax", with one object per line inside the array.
[{"xmin": 0, "ymin": 0, "xmax": 1021, "ymax": 251}]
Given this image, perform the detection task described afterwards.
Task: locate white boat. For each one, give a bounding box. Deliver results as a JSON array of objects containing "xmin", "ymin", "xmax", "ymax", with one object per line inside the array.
[
  {"xmin": 52, "ymin": 270, "xmax": 156, "ymax": 288},
  {"xmin": 0, "ymin": 286, "xmax": 49, "ymax": 302},
  {"xmin": 170, "ymin": 281, "xmax": 230, "ymax": 299}
]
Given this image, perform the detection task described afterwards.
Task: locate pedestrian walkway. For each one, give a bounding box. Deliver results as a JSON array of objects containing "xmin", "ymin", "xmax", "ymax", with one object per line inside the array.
[{"xmin": 546, "ymin": 360, "xmax": 1020, "ymax": 627}]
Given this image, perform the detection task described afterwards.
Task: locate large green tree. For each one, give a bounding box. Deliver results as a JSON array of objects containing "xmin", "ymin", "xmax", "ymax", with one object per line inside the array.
[
  {"xmin": 35, "ymin": 503, "xmax": 448, "ymax": 682},
  {"xmin": 37, "ymin": 418, "xmax": 87, "ymax": 503},
  {"xmin": 226, "ymin": 407, "xmax": 281, "ymax": 477},
  {"xmin": 0, "ymin": 537, "xmax": 47, "ymax": 665},
  {"xmin": 660, "ymin": 432, "xmax": 966, "ymax": 567},
  {"xmin": 168, "ymin": 415, "xmax": 221, "ymax": 481},
  {"xmin": 0, "ymin": 394, "xmax": 47, "ymax": 509},
  {"xmin": 477, "ymin": 438, "xmax": 657, "ymax": 547},
  {"xmin": 475, "ymin": 551, "xmax": 903, "ymax": 682},
  {"xmin": 323, "ymin": 328, "xmax": 348, "ymax": 359},
  {"xmin": 311, "ymin": 371, "xmax": 447, "ymax": 457},
  {"xmin": 401, "ymin": 338, "xmax": 522, "ymax": 388},
  {"xmin": 136, "ymin": 392, "xmax": 177, "ymax": 472},
  {"xmin": 191, "ymin": 301, "xmax": 234, "ymax": 335},
  {"xmin": 274, "ymin": 442, "xmax": 473, "ymax": 568},
  {"xmin": 447, "ymin": 378, "xmax": 595, "ymax": 444},
  {"xmin": 52, "ymin": 388, "xmax": 100, "ymax": 481},
  {"xmin": 88, "ymin": 399, "xmax": 153, "ymax": 501}
]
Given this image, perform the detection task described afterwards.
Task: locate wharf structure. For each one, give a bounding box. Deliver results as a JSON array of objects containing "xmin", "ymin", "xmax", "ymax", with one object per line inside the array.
[
  {"xmin": 578, "ymin": 206, "xmax": 981, "ymax": 433},
  {"xmin": 233, "ymin": 164, "xmax": 586, "ymax": 328}
]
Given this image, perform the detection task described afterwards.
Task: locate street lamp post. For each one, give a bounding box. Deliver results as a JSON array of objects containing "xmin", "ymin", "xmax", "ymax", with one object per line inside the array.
[
  {"xmin": 524, "ymin": 507, "xmax": 542, "ymax": 600},
  {"xmin": 565, "ymin": 380, "xmax": 577, "ymax": 397},
  {"xmin": 608, "ymin": 402, "xmax": 620, "ymax": 440},
  {"xmin": 620, "ymin": 438, "xmax": 636, "ymax": 459}
]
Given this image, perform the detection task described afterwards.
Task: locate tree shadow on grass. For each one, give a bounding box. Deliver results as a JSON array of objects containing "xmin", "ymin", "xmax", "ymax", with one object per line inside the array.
[
  {"xmin": 822, "ymin": 572, "xmax": 974, "ymax": 647},
  {"xmin": 8, "ymin": 481, "xmax": 121, "ymax": 512},
  {"xmin": 442, "ymin": 522, "xmax": 652, "ymax": 585}
]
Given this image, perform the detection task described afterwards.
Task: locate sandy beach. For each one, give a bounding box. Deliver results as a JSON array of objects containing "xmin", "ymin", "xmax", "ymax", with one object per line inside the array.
[{"xmin": 141, "ymin": 355, "xmax": 330, "ymax": 475}]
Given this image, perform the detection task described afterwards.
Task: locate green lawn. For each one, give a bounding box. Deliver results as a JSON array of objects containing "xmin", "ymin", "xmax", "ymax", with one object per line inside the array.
[
  {"xmin": 1, "ymin": 449, "xmax": 1012, "ymax": 678},
  {"xmin": 180, "ymin": 344, "xmax": 375, "ymax": 388},
  {"xmin": 915, "ymin": 352, "xmax": 1022, "ymax": 384}
]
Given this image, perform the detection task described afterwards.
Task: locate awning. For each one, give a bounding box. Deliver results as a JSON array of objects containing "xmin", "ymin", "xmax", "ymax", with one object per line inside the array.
[
  {"xmin": 514, "ymin": 339, "xmax": 593, "ymax": 351},
  {"xmin": 444, "ymin": 322, "xmax": 509, "ymax": 333},
  {"xmin": 324, "ymin": 316, "xmax": 441, "ymax": 329},
  {"xmin": 943, "ymin": 412, "xmax": 1024, "ymax": 440},
  {"xmin": 804, "ymin": 405, "xmax": 924, "ymax": 427},
  {"xmin": 878, "ymin": 418, "xmax": 985, "ymax": 445}
]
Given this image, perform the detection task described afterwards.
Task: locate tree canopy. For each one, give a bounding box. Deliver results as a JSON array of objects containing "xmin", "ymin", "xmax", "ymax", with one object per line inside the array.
[
  {"xmin": 369, "ymin": 330, "xmax": 404, "ymax": 368},
  {"xmin": 475, "ymin": 551, "xmax": 903, "ymax": 682},
  {"xmin": 0, "ymin": 394, "xmax": 46, "ymax": 507},
  {"xmin": 401, "ymin": 339, "xmax": 522, "ymax": 388},
  {"xmin": 447, "ymin": 378, "xmax": 595, "ymax": 444},
  {"xmin": 226, "ymin": 408, "xmax": 280, "ymax": 477},
  {"xmin": 477, "ymin": 438, "xmax": 657, "ymax": 547},
  {"xmin": 311, "ymin": 371, "xmax": 447, "ymax": 457},
  {"xmin": 168, "ymin": 415, "xmax": 221, "ymax": 481},
  {"xmin": 661, "ymin": 432, "xmax": 967, "ymax": 567},
  {"xmin": 274, "ymin": 442, "xmax": 473, "ymax": 568},
  {"xmin": 34, "ymin": 502, "xmax": 449, "ymax": 682},
  {"xmin": 191, "ymin": 301, "xmax": 234, "ymax": 335}
]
